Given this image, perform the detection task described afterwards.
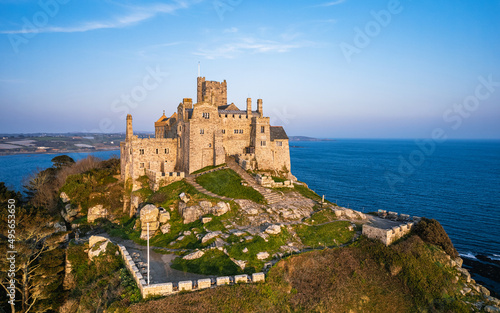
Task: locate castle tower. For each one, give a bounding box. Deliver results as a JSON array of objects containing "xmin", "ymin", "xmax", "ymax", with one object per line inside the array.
[
  {"xmin": 126, "ymin": 114, "xmax": 133, "ymax": 141},
  {"xmin": 257, "ymin": 99, "xmax": 263, "ymax": 117},
  {"xmin": 197, "ymin": 77, "xmax": 205, "ymax": 104}
]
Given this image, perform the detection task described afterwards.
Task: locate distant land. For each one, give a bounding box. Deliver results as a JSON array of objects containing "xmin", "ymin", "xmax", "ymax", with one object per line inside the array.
[
  {"xmin": 0, "ymin": 133, "xmax": 332, "ymax": 155},
  {"xmin": 289, "ymin": 136, "xmax": 334, "ymax": 141}
]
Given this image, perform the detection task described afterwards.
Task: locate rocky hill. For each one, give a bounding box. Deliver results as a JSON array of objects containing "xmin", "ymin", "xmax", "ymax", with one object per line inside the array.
[{"xmin": 3, "ymin": 156, "xmax": 499, "ymax": 312}]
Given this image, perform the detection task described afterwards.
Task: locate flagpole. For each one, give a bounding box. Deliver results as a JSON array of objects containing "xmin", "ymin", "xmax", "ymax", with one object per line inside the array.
[{"xmin": 147, "ymin": 222, "xmax": 150, "ymax": 285}]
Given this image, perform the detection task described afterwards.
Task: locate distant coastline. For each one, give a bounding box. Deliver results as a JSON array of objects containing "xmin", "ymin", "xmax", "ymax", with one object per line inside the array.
[
  {"xmin": 289, "ymin": 136, "xmax": 334, "ymax": 142},
  {"xmin": 0, "ymin": 146, "xmax": 120, "ymax": 156}
]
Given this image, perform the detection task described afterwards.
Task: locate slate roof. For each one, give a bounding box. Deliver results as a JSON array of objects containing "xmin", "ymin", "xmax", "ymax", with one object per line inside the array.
[{"xmin": 270, "ymin": 126, "xmax": 288, "ymax": 140}]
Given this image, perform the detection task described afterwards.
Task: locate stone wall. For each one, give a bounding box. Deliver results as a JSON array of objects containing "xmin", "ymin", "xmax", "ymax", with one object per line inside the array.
[
  {"xmin": 362, "ymin": 222, "xmax": 415, "ymax": 246},
  {"xmin": 255, "ymin": 174, "xmax": 293, "ymax": 188},
  {"xmin": 116, "ymin": 243, "xmax": 266, "ymax": 299},
  {"xmin": 146, "ymin": 169, "xmax": 185, "ymax": 191}
]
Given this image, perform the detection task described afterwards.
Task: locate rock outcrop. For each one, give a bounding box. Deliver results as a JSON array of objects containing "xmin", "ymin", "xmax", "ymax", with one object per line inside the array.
[
  {"xmin": 179, "ymin": 201, "xmax": 230, "ymax": 224},
  {"xmin": 87, "ymin": 205, "xmax": 108, "ymax": 223}
]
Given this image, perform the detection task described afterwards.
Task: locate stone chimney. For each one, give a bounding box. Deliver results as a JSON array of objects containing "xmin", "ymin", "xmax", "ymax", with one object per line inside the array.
[
  {"xmin": 246, "ymin": 98, "xmax": 252, "ymax": 116},
  {"xmin": 257, "ymin": 99, "xmax": 263, "ymax": 117}
]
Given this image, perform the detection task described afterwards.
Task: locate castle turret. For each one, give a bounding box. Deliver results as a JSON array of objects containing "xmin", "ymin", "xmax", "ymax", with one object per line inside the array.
[
  {"xmin": 257, "ymin": 99, "xmax": 263, "ymax": 117},
  {"xmin": 126, "ymin": 114, "xmax": 133, "ymax": 141},
  {"xmin": 246, "ymin": 98, "xmax": 252, "ymax": 116}
]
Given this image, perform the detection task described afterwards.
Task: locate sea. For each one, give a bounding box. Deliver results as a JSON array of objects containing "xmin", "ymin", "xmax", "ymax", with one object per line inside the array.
[{"xmin": 0, "ymin": 140, "xmax": 499, "ymax": 295}]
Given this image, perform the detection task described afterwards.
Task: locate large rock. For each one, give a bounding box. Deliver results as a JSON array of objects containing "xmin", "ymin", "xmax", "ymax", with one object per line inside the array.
[
  {"xmin": 199, "ymin": 201, "xmax": 212, "ymax": 210},
  {"xmin": 88, "ymin": 236, "xmax": 110, "ymax": 260},
  {"xmin": 140, "ymin": 204, "xmax": 159, "ymax": 223},
  {"xmin": 182, "ymin": 206, "xmax": 204, "ymax": 224},
  {"xmin": 183, "ymin": 250, "xmax": 205, "ymax": 260},
  {"xmin": 257, "ymin": 252, "xmax": 270, "ymax": 260},
  {"xmin": 232, "ymin": 259, "xmax": 247, "ymax": 270},
  {"xmin": 212, "ymin": 202, "xmax": 230, "ymax": 216},
  {"xmin": 179, "ymin": 192, "xmax": 189, "ymax": 203},
  {"xmin": 202, "ymin": 231, "xmax": 222, "ymax": 244},
  {"xmin": 485, "ymin": 306, "xmax": 500, "ymax": 313},
  {"xmin": 159, "ymin": 211, "xmax": 170, "ymax": 223},
  {"xmin": 87, "ymin": 205, "xmax": 108, "ymax": 223},
  {"xmin": 160, "ymin": 223, "xmax": 171, "ymax": 234},
  {"xmin": 60, "ymin": 192, "xmax": 71, "ymax": 203},
  {"xmin": 265, "ymin": 225, "xmax": 282, "ymax": 235},
  {"xmin": 141, "ymin": 221, "xmax": 160, "ymax": 232}
]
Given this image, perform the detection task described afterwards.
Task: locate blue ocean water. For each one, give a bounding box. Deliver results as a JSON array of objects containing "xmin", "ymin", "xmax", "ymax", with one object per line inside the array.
[
  {"xmin": 290, "ymin": 140, "xmax": 500, "ymax": 259},
  {"xmin": 0, "ymin": 140, "xmax": 499, "ymax": 292}
]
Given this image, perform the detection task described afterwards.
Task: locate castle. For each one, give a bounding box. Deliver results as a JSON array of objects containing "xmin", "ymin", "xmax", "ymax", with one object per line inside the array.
[{"xmin": 120, "ymin": 76, "xmax": 292, "ymax": 190}]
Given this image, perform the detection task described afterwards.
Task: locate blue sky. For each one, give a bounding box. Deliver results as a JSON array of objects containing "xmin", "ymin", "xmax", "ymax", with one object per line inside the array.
[{"xmin": 0, "ymin": 0, "xmax": 499, "ymax": 139}]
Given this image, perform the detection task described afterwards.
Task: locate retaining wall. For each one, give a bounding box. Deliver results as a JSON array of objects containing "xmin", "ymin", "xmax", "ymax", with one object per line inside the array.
[{"xmin": 116, "ymin": 244, "xmax": 265, "ymax": 298}]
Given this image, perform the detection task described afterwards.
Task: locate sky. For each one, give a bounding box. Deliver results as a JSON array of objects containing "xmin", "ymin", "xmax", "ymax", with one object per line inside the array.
[{"xmin": 0, "ymin": 0, "xmax": 499, "ymax": 139}]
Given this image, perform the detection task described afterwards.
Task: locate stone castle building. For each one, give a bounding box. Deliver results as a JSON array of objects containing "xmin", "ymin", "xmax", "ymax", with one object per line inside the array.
[{"xmin": 120, "ymin": 76, "xmax": 291, "ymax": 189}]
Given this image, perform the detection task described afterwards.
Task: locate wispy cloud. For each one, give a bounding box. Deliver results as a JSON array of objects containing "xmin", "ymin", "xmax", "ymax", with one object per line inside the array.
[
  {"xmin": 223, "ymin": 27, "xmax": 238, "ymax": 33},
  {"xmin": 193, "ymin": 37, "xmax": 312, "ymax": 59},
  {"xmin": 317, "ymin": 0, "xmax": 346, "ymax": 7},
  {"xmin": 0, "ymin": 1, "xmax": 198, "ymax": 34}
]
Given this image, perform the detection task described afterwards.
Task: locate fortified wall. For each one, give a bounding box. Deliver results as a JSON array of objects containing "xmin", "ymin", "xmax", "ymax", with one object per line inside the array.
[
  {"xmin": 362, "ymin": 210, "xmax": 421, "ymax": 246},
  {"xmin": 116, "ymin": 243, "xmax": 265, "ymax": 298}
]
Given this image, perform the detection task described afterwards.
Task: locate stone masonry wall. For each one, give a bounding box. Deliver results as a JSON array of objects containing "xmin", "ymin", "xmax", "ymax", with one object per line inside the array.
[
  {"xmin": 116, "ymin": 244, "xmax": 266, "ymax": 299},
  {"xmin": 362, "ymin": 222, "xmax": 415, "ymax": 246}
]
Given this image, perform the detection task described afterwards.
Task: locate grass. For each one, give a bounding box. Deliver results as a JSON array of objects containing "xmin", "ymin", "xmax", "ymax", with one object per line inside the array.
[
  {"xmin": 171, "ymin": 249, "xmax": 243, "ymax": 276},
  {"xmin": 294, "ymin": 221, "xmax": 355, "ymax": 247},
  {"xmin": 293, "ymin": 183, "xmax": 324, "ymax": 202},
  {"xmin": 196, "ymin": 169, "xmax": 266, "ymax": 204},
  {"xmin": 129, "ymin": 235, "xmax": 473, "ymax": 313},
  {"xmin": 191, "ymin": 163, "xmax": 227, "ymax": 175},
  {"xmin": 271, "ymin": 176, "xmax": 286, "ymax": 183},
  {"xmin": 303, "ymin": 208, "xmax": 338, "ymax": 225},
  {"xmin": 146, "ymin": 180, "xmax": 219, "ymax": 208}
]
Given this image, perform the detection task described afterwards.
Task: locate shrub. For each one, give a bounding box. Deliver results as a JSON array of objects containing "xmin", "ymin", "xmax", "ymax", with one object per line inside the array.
[{"xmin": 413, "ymin": 218, "xmax": 458, "ymax": 258}]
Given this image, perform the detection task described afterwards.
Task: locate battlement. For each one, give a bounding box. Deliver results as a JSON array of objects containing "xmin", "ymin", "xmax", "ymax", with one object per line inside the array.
[{"xmin": 197, "ymin": 76, "xmax": 227, "ymax": 106}]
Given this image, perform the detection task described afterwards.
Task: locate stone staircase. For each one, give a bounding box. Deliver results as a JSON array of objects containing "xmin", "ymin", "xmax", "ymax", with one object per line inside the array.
[
  {"xmin": 226, "ymin": 156, "xmax": 282, "ymax": 205},
  {"xmin": 184, "ymin": 176, "xmax": 233, "ymax": 201}
]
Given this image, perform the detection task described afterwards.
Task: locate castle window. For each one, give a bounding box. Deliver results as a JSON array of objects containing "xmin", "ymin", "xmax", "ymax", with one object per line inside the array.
[
  {"xmin": 239, "ymin": 115, "xmax": 241, "ymax": 119},
  {"xmin": 139, "ymin": 149, "xmax": 145, "ymax": 155},
  {"xmin": 225, "ymin": 114, "xmax": 227, "ymax": 117},
  {"xmin": 261, "ymin": 141, "xmax": 266, "ymax": 146},
  {"xmin": 156, "ymin": 149, "xmax": 158, "ymax": 154},
  {"xmin": 202, "ymin": 112, "xmax": 210, "ymax": 119},
  {"xmin": 234, "ymin": 129, "xmax": 238, "ymax": 134},
  {"xmin": 209, "ymin": 143, "xmax": 212, "ymax": 148},
  {"xmin": 276, "ymin": 141, "xmax": 282, "ymax": 147},
  {"xmin": 222, "ymin": 129, "xmax": 226, "ymax": 134},
  {"xmin": 200, "ymin": 129, "xmax": 204, "ymax": 134},
  {"xmin": 239, "ymin": 129, "xmax": 243, "ymax": 134},
  {"xmin": 140, "ymin": 163, "xmax": 144, "ymax": 168},
  {"xmin": 165, "ymin": 148, "xmax": 169, "ymax": 154},
  {"xmin": 261, "ymin": 126, "xmax": 265, "ymax": 133}
]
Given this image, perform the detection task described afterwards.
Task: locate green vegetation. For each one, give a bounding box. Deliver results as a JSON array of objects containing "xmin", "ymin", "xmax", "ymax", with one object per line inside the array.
[
  {"xmin": 59, "ymin": 158, "xmax": 123, "ymax": 214},
  {"xmin": 303, "ymin": 208, "xmax": 338, "ymax": 225},
  {"xmin": 271, "ymin": 176, "xmax": 286, "ymax": 183},
  {"xmin": 196, "ymin": 169, "xmax": 266, "ymax": 204},
  {"xmin": 413, "ymin": 217, "xmax": 459, "ymax": 258},
  {"xmin": 294, "ymin": 221, "xmax": 355, "ymax": 247},
  {"xmin": 293, "ymin": 183, "xmax": 323, "ymax": 202},
  {"xmin": 129, "ymin": 236, "xmax": 474, "ymax": 313},
  {"xmin": 171, "ymin": 249, "xmax": 242, "ymax": 276},
  {"xmin": 67, "ymin": 241, "xmax": 141, "ymax": 311},
  {"xmin": 147, "ymin": 180, "xmax": 218, "ymax": 208},
  {"xmin": 191, "ymin": 163, "xmax": 226, "ymax": 175},
  {"xmin": 226, "ymin": 228, "xmax": 293, "ymax": 272}
]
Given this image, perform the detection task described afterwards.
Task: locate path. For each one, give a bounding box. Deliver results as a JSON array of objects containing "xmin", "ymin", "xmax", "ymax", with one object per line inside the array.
[{"xmin": 225, "ymin": 156, "xmax": 282, "ymax": 204}]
